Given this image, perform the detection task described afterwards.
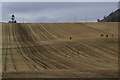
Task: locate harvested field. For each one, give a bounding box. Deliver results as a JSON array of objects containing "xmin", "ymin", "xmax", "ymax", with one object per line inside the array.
[{"xmin": 2, "ymin": 22, "xmax": 118, "ymax": 78}]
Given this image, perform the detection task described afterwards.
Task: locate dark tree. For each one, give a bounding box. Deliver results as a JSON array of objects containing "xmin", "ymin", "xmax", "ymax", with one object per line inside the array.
[
  {"xmin": 97, "ymin": 19, "xmax": 100, "ymax": 22},
  {"xmin": 12, "ymin": 15, "xmax": 15, "ymax": 17}
]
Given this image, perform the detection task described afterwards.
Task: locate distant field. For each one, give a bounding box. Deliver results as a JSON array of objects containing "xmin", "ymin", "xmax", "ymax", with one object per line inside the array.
[{"xmin": 2, "ymin": 22, "xmax": 118, "ymax": 78}]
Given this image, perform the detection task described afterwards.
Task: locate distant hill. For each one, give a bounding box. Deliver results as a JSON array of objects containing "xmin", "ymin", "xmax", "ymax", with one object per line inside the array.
[{"xmin": 99, "ymin": 9, "xmax": 120, "ymax": 22}]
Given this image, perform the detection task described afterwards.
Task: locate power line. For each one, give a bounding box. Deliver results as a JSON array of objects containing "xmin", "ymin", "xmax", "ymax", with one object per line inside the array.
[
  {"xmin": 86, "ymin": 16, "xmax": 87, "ymax": 22},
  {"xmin": 23, "ymin": 17, "xmax": 24, "ymax": 23},
  {"xmin": 74, "ymin": 16, "xmax": 77, "ymax": 22}
]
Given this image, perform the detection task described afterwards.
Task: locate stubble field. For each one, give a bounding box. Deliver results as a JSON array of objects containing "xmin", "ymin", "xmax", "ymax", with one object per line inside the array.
[{"xmin": 2, "ymin": 22, "xmax": 118, "ymax": 78}]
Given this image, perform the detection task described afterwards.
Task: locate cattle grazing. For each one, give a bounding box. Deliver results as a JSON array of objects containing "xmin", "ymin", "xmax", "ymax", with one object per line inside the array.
[
  {"xmin": 101, "ymin": 34, "xmax": 104, "ymax": 36},
  {"xmin": 106, "ymin": 35, "xmax": 108, "ymax": 37},
  {"xmin": 70, "ymin": 37, "xmax": 72, "ymax": 40}
]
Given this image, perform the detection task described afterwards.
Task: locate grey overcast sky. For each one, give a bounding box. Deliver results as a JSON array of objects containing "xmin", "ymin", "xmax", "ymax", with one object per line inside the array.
[{"xmin": 1, "ymin": 2, "xmax": 118, "ymax": 23}]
